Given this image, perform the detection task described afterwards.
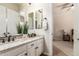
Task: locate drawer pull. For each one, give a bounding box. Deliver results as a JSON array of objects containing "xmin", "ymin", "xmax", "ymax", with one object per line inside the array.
[
  {"xmin": 35, "ymin": 47, "xmax": 38, "ymax": 49},
  {"xmin": 31, "ymin": 44, "xmax": 34, "ymax": 46},
  {"xmin": 77, "ymin": 39, "xmax": 79, "ymax": 40},
  {"xmin": 25, "ymin": 53, "xmax": 27, "ymax": 56}
]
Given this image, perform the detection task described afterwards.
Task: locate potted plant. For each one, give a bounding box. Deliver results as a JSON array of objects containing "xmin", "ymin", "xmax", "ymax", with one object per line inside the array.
[
  {"xmin": 23, "ymin": 22, "xmax": 28, "ymax": 34},
  {"xmin": 22, "ymin": 22, "xmax": 28, "ymax": 37},
  {"xmin": 16, "ymin": 23, "xmax": 22, "ymax": 34}
]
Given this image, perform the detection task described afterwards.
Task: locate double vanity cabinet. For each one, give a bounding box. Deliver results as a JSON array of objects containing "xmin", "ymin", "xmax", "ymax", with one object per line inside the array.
[
  {"xmin": 0, "ymin": 5, "xmax": 44, "ymax": 56},
  {"xmin": 0, "ymin": 36, "xmax": 44, "ymax": 56}
]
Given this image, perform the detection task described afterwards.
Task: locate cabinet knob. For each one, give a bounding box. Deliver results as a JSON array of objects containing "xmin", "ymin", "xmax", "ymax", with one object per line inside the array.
[
  {"xmin": 31, "ymin": 44, "xmax": 34, "ymax": 46},
  {"xmin": 25, "ymin": 53, "xmax": 27, "ymax": 56},
  {"xmin": 2, "ymin": 39, "xmax": 5, "ymax": 43},
  {"xmin": 77, "ymin": 39, "xmax": 79, "ymax": 40},
  {"xmin": 35, "ymin": 47, "xmax": 38, "ymax": 49}
]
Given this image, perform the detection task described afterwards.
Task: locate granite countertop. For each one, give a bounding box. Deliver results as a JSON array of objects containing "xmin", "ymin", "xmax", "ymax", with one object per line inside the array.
[{"xmin": 0, "ymin": 36, "xmax": 43, "ymax": 52}]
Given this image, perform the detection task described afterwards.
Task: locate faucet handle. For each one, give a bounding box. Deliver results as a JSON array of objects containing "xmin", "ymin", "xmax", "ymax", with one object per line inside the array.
[
  {"xmin": 8, "ymin": 35, "xmax": 11, "ymax": 42},
  {"xmin": 12, "ymin": 36, "xmax": 15, "ymax": 41},
  {"xmin": 2, "ymin": 39, "xmax": 5, "ymax": 43}
]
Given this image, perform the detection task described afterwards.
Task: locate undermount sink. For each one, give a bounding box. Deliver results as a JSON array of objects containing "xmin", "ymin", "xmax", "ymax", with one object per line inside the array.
[
  {"xmin": 0, "ymin": 35, "xmax": 40, "ymax": 45},
  {"xmin": 0, "ymin": 38, "xmax": 26, "ymax": 45},
  {"xmin": 15, "ymin": 38, "xmax": 26, "ymax": 42}
]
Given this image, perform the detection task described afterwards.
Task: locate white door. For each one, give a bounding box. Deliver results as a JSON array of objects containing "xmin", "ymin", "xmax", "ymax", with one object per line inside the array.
[{"xmin": 74, "ymin": 4, "xmax": 79, "ymax": 56}]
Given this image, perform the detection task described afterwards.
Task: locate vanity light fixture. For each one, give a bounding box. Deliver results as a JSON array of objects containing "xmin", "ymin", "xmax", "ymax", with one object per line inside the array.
[
  {"xmin": 43, "ymin": 17, "xmax": 48, "ymax": 31},
  {"xmin": 38, "ymin": 10, "xmax": 42, "ymax": 13},
  {"xmin": 44, "ymin": 17, "xmax": 47, "ymax": 20}
]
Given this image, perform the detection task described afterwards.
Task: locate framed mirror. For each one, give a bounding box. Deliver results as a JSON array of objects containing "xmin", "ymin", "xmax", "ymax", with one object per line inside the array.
[
  {"xmin": 35, "ymin": 9, "xmax": 43, "ymax": 29},
  {"xmin": 28, "ymin": 12, "xmax": 34, "ymax": 29}
]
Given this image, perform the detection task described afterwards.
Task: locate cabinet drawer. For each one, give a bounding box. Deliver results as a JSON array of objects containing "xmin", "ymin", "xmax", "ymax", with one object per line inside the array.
[
  {"xmin": 0, "ymin": 44, "xmax": 27, "ymax": 56},
  {"xmin": 18, "ymin": 51, "xmax": 27, "ymax": 56},
  {"xmin": 27, "ymin": 41, "xmax": 36, "ymax": 49}
]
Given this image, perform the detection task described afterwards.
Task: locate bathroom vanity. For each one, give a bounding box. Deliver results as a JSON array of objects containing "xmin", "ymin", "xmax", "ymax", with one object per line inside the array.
[
  {"xmin": 0, "ymin": 5, "xmax": 44, "ymax": 56},
  {"xmin": 0, "ymin": 36, "xmax": 44, "ymax": 56}
]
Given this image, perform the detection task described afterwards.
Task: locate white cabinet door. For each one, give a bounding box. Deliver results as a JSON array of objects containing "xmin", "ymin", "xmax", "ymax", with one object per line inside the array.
[
  {"xmin": 0, "ymin": 44, "xmax": 27, "ymax": 56},
  {"xmin": 7, "ymin": 8, "xmax": 19, "ymax": 35},
  {"xmin": 27, "ymin": 48, "xmax": 35, "ymax": 56},
  {"xmin": 0, "ymin": 6, "xmax": 6, "ymax": 35},
  {"xmin": 35, "ymin": 39, "xmax": 43, "ymax": 56},
  {"xmin": 27, "ymin": 42, "xmax": 36, "ymax": 56},
  {"xmin": 27, "ymin": 39, "xmax": 43, "ymax": 56},
  {"xmin": 27, "ymin": 38, "xmax": 44, "ymax": 56},
  {"xmin": 39, "ymin": 39, "xmax": 43, "ymax": 55}
]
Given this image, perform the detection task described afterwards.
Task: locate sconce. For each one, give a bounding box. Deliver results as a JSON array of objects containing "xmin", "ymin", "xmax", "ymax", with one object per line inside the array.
[
  {"xmin": 38, "ymin": 9, "xmax": 42, "ymax": 13},
  {"xmin": 27, "ymin": 3, "xmax": 32, "ymax": 6},
  {"xmin": 28, "ymin": 3, "xmax": 31, "ymax": 5},
  {"xmin": 43, "ymin": 17, "xmax": 48, "ymax": 31}
]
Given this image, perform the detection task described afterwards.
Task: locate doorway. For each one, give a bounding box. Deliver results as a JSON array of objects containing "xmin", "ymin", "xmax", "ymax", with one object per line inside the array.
[{"xmin": 53, "ymin": 3, "xmax": 74, "ymax": 56}]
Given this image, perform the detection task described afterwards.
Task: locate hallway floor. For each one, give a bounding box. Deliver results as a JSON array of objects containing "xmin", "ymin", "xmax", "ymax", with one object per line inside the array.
[{"xmin": 53, "ymin": 41, "xmax": 73, "ymax": 56}]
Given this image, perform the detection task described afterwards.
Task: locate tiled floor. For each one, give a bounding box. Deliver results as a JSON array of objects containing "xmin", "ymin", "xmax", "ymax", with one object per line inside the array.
[
  {"xmin": 53, "ymin": 41, "xmax": 73, "ymax": 56},
  {"xmin": 53, "ymin": 45, "xmax": 67, "ymax": 56}
]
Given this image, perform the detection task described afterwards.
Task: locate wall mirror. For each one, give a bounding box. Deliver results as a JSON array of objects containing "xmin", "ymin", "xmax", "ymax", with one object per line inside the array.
[
  {"xmin": 35, "ymin": 9, "xmax": 43, "ymax": 29},
  {"xmin": 28, "ymin": 12, "xmax": 34, "ymax": 29}
]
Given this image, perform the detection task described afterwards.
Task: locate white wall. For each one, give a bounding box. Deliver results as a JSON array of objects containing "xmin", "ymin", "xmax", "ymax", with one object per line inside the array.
[
  {"xmin": 20, "ymin": 3, "xmax": 53, "ymax": 56},
  {"xmin": 73, "ymin": 3, "xmax": 79, "ymax": 56},
  {"xmin": 53, "ymin": 3, "xmax": 74, "ymax": 40}
]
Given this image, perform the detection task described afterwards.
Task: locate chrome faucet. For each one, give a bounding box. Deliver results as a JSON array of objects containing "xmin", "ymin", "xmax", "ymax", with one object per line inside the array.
[
  {"xmin": 3, "ymin": 32, "xmax": 10, "ymax": 37},
  {"xmin": 3, "ymin": 32, "xmax": 15, "ymax": 42}
]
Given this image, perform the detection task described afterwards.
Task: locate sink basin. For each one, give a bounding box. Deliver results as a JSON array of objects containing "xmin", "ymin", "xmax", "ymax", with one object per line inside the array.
[
  {"xmin": 0, "ymin": 39, "xmax": 26, "ymax": 45},
  {"xmin": 0, "ymin": 35, "xmax": 41, "ymax": 45}
]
